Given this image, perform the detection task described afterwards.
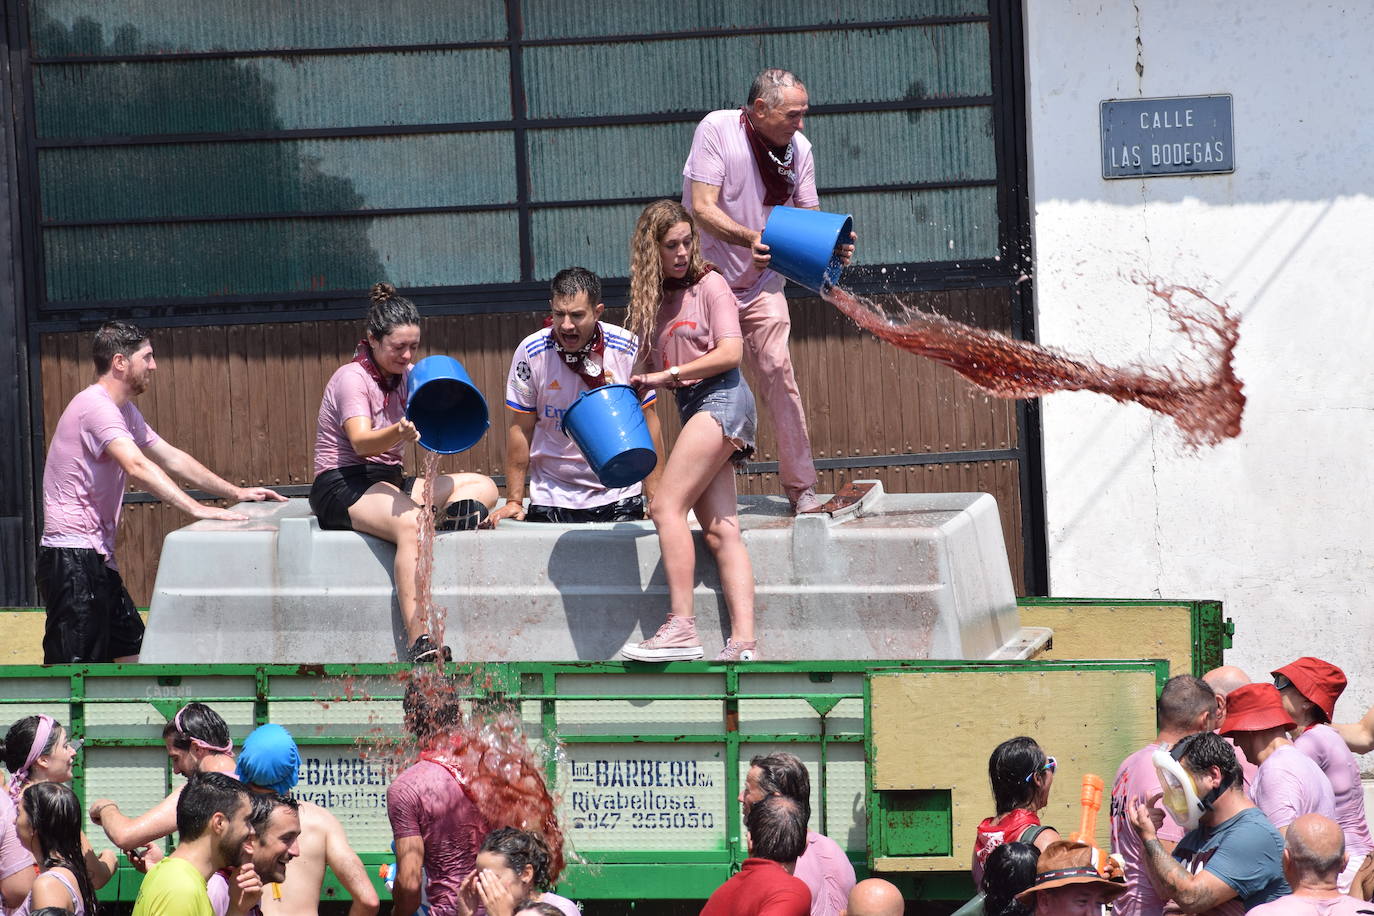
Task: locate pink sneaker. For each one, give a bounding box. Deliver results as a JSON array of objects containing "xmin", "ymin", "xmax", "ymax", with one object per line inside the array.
[
  {"xmin": 621, "ymin": 616, "xmax": 704, "ymax": 661},
  {"xmin": 791, "ymin": 488, "xmax": 824, "ymax": 514},
  {"xmin": 713, "ymin": 639, "xmax": 759, "ymax": 662}
]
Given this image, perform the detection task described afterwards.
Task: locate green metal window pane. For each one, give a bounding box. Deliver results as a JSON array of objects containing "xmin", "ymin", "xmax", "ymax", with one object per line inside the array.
[
  {"xmin": 84, "ymin": 700, "xmax": 253, "ymax": 740},
  {"xmin": 824, "ymin": 187, "xmax": 999, "ymax": 264},
  {"xmin": 876, "ymin": 789, "xmax": 954, "ymax": 856},
  {"xmin": 824, "ymin": 745, "xmax": 869, "ymax": 852},
  {"xmin": 36, "ymin": 50, "xmax": 512, "ymax": 140},
  {"xmin": 526, "ymin": 123, "xmax": 693, "ymax": 203},
  {"xmin": 41, "ymin": 132, "xmax": 517, "ymax": 222},
  {"xmin": 522, "ymin": 0, "xmax": 987, "ymax": 39},
  {"xmin": 295, "ymin": 746, "xmax": 395, "ymax": 851},
  {"xmin": 31, "ymin": 0, "xmax": 508, "ymax": 57},
  {"xmin": 44, "ymin": 211, "xmax": 520, "ymax": 302},
  {"xmin": 805, "ymin": 108, "xmax": 997, "ymax": 187},
  {"xmin": 529, "ymin": 204, "xmax": 643, "ymax": 281},
  {"xmin": 83, "ymin": 747, "xmax": 168, "ymax": 854},
  {"xmin": 522, "ymin": 25, "xmax": 991, "ymax": 119},
  {"xmin": 555, "ymin": 699, "xmax": 724, "ymax": 737}
]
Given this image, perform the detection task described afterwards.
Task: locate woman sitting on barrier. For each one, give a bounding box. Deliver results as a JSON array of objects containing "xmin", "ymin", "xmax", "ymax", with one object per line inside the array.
[
  {"xmin": 621, "ymin": 200, "xmax": 759, "ymax": 662},
  {"xmin": 971, "ymin": 737, "xmax": 1061, "ymax": 888},
  {"xmin": 17, "ymin": 783, "xmax": 103, "ymax": 915},
  {"xmin": 311, "ymin": 282, "xmax": 498, "ymax": 664},
  {"xmin": 88, "ymin": 701, "xmax": 237, "ymax": 851},
  {"xmin": 1, "ymin": 715, "xmax": 116, "ymax": 909},
  {"xmin": 456, "ymin": 827, "xmax": 577, "ymax": 916}
]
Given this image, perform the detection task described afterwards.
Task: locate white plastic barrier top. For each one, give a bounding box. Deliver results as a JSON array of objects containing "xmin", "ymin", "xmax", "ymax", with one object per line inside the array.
[{"xmin": 140, "ymin": 481, "xmax": 1049, "ymax": 664}]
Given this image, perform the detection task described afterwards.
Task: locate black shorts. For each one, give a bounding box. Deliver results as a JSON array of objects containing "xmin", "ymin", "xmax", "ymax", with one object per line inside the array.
[
  {"xmin": 37, "ymin": 546, "xmax": 145, "ymax": 663},
  {"xmin": 310, "ymin": 464, "xmax": 412, "ymax": 531},
  {"xmin": 525, "ymin": 495, "xmax": 645, "ymax": 523}
]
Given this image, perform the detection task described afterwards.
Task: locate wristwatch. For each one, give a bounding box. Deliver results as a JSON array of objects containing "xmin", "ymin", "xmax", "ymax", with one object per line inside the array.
[{"xmin": 668, "ymin": 365, "xmax": 680, "ymax": 381}]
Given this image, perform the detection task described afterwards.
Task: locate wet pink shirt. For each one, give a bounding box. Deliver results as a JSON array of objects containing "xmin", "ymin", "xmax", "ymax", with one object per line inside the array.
[
  {"xmin": 1251, "ymin": 744, "xmax": 1336, "ymax": 831},
  {"xmin": 504, "ymin": 322, "xmax": 654, "ymax": 509},
  {"xmin": 0, "ymin": 791, "xmax": 36, "ymax": 888},
  {"xmin": 791, "ymin": 831, "xmax": 856, "ymax": 916},
  {"xmin": 41, "ymin": 383, "xmax": 160, "ymax": 565},
  {"xmin": 1292, "ymin": 724, "xmax": 1373, "ymax": 856},
  {"xmin": 313, "ymin": 363, "xmax": 407, "ymax": 475},
  {"xmin": 650, "ymin": 272, "xmax": 743, "ymax": 373},
  {"xmin": 1249, "ymin": 894, "xmax": 1373, "ymax": 916},
  {"xmin": 386, "ymin": 760, "xmax": 488, "ymax": 916},
  {"xmin": 1111, "ymin": 743, "xmax": 1187, "ymax": 916},
  {"xmin": 682, "ymin": 109, "xmax": 818, "ymax": 302}
]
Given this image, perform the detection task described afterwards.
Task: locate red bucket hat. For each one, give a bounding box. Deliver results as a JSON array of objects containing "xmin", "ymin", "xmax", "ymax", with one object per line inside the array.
[
  {"xmin": 1272, "ymin": 657, "xmax": 1346, "ymax": 722},
  {"xmin": 1218, "ymin": 683, "xmax": 1296, "ymax": 735}
]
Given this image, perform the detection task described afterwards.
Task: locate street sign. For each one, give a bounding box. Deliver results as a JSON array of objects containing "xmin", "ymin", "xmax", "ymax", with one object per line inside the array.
[{"xmin": 1101, "ymin": 95, "xmax": 1234, "ymax": 179}]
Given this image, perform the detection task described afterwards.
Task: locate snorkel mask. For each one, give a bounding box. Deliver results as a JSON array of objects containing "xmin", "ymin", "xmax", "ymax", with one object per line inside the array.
[{"xmin": 1151, "ymin": 734, "xmax": 1235, "ymax": 831}]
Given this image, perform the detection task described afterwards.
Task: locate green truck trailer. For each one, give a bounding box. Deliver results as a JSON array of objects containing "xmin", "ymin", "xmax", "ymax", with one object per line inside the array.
[{"xmin": 0, "ymin": 598, "xmax": 1228, "ymax": 909}]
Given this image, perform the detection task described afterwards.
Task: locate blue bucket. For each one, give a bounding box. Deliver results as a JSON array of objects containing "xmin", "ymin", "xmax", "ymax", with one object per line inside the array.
[
  {"xmin": 560, "ymin": 384, "xmax": 657, "ymax": 489},
  {"xmin": 759, "ymin": 205, "xmax": 854, "ymax": 292},
  {"xmin": 405, "ymin": 355, "xmax": 489, "ymax": 454}
]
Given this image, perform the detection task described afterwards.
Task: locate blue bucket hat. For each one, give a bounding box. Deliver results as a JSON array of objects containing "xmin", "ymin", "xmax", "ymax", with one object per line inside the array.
[{"xmin": 237, "ymin": 723, "xmax": 301, "ymax": 794}]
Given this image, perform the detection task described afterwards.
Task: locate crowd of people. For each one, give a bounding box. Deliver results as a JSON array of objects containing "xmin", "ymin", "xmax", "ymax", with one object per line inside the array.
[
  {"xmin": 33, "ymin": 67, "xmax": 853, "ymax": 667},
  {"xmin": 969, "ymin": 659, "xmax": 1374, "ymax": 916},
  {"xmin": 2, "ymin": 659, "xmax": 1373, "ymax": 916}
]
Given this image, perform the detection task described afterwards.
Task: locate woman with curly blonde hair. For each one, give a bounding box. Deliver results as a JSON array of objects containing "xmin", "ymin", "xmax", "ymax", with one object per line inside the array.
[{"xmin": 621, "ymin": 200, "xmax": 759, "ymax": 662}]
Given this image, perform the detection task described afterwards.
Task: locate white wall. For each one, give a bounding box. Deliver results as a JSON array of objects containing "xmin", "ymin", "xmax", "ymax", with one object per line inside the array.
[{"xmin": 1024, "ymin": 1, "xmax": 1374, "ymax": 760}]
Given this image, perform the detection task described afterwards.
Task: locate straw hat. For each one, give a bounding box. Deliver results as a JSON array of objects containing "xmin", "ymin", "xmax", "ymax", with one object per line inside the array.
[
  {"xmin": 1217, "ymin": 683, "xmax": 1296, "ymax": 735},
  {"xmin": 1272, "ymin": 657, "xmax": 1346, "ymax": 722},
  {"xmin": 1014, "ymin": 842, "xmax": 1126, "ymax": 903}
]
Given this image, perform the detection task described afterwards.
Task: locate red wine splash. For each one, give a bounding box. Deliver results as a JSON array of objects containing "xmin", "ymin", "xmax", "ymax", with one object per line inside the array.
[{"xmin": 821, "ymin": 279, "xmax": 1245, "ymax": 448}]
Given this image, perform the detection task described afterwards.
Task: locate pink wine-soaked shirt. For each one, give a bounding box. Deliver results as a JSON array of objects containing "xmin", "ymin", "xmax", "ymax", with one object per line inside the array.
[
  {"xmin": 41, "ymin": 383, "xmax": 161, "ymax": 565},
  {"xmin": 1111, "ymin": 743, "xmax": 1187, "ymax": 916},
  {"xmin": 682, "ymin": 109, "xmax": 819, "ymax": 302},
  {"xmin": 1249, "ymin": 894, "xmax": 1374, "ymax": 916},
  {"xmin": 650, "ymin": 272, "xmax": 743, "ymax": 374},
  {"xmin": 313, "ymin": 362, "xmax": 407, "ymax": 475},
  {"xmin": 386, "ymin": 760, "xmax": 488, "ymax": 916},
  {"xmin": 1250, "ymin": 744, "xmax": 1336, "ymax": 831}
]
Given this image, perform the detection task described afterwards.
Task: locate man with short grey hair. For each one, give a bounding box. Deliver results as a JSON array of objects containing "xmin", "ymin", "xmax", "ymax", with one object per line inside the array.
[
  {"xmin": 682, "ymin": 68, "xmax": 854, "ymax": 515},
  {"xmin": 1249, "ymin": 814, "xmax": 1373, "ymax": 914}
]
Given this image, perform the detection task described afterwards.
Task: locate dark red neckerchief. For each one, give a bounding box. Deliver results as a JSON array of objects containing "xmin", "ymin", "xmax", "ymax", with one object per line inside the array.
[
  {"xmin": 740, "ymin": 109, "xmax": 795, "ymax": 206},
  {"xmin": 663, "ymin": 262, "xmax": 720, "ymax": 292},
  {"xmin": 542, "ymin": 320, "xmax": 607, "ymax": 389},
  {"xmin": 351, "ymin": 339, "xmax": 402, "ymax": 393}
]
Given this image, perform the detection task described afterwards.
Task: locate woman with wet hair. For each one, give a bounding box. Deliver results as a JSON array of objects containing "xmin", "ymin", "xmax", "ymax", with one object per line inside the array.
[
  {"xmin": 971, "ymin": 737, "xmax": 1060, "ymax": 887},
  {"xmin": 455, "ymin": 827, "xmax": 576, "ymax": 916},
  {"xmin": 17, "ymin": 783, "xmax": 105, "ymax": 915},
  {"xmin": 311, "ymin": 282, "xmax": 498, "ymax": 663},
  {"xmin": 1, "ymin": 716, "xmax": 115, "ymax": 909},
  {"xmin": 88, "ymin": 702, "xmax": 237, "ymax": 851},
  {"xmin": 981, "ymin": 842, "xmax": 1040, "ymax": 916},
  {"xmin": 619, "ymin": 200, "xmax": 760, "ymax": 664}
]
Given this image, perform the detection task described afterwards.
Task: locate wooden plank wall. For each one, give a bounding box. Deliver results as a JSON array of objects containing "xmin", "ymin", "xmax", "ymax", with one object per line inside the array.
[{"xmin": 38, "ymin": 288, "xmax": 1025, "ymax": 603}]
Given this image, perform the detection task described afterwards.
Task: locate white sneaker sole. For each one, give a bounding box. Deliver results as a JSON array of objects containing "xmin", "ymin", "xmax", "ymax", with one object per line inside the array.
[{"xmin": 620, "ymin": 644, "xmax": 705, "ymax": 661}]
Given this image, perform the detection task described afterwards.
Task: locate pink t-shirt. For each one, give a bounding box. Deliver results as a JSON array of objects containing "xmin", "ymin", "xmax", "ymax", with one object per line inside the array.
[
  {"xmin": 313, "ymin": 363, "xmax": 407, "ymax": 475},
  {"xmin": 41, "ymin": 383, "xmax": 160, "ymax": 565},
  {"xmin": 386, "ymin": 760, "xmax": 488, "ymax": 916},
  {"xmin": 791, "ymin": 830, "xmax": 856, "ymax": 916},
  {"xmin": 1292, "ymin": 725, "xmax": 1373, "ymax": 857},
  {"xmin": 504, "ymin": 323, "xmax": 655, "ymax": 509},
  {"xmin": 682, "ymin": 109, "xmax": 819, "ymax": 302},
  {"xmin": 1111, "ymin": 743, "xmax": 1187, "ymax": 916},
  {"xmin": 1251, "ymin": 744, "xmax": 1336, "ymax": 831},
  {"xmin": 1249, "ymin": 894, "xmax": 1374, "ymax": 916},
  {"xmin": 650, "ymin": 272, "xmax": 743, "ymax": 374},
  {"xmin": 0, "ymin": 791, "xmax": 36, "ymax": 887}
]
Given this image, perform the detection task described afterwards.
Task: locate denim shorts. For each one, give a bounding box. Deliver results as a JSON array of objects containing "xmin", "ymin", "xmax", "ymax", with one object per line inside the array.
[{"xmin": 673, "ymin": 368, "xmax": 756, "ymax": 464}]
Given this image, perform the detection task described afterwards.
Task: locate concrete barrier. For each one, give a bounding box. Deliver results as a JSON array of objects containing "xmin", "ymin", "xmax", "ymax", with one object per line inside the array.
[{"xmin": 140, "ymin": 481, "xmax": 1048, "ymax": 664}]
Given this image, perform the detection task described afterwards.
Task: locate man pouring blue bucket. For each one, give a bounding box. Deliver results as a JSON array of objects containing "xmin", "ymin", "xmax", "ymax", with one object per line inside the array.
[{"xmin": 490, "ymin": 267, "xmax": 665, "ymax": 525}]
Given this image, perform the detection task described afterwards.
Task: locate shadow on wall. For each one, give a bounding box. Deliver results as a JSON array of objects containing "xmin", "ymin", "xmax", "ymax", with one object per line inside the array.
[{"xmin": 33, "ymin": 12, "xmax": 386, "ymax": 302}]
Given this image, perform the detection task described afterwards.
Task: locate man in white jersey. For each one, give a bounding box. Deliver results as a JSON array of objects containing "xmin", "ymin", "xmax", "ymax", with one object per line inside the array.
[{"xmin": 491, "ymin": 267, "xmax": 664, "ymax": 524}]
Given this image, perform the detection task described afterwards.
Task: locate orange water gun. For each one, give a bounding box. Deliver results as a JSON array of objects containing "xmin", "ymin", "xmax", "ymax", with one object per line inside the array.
[{"xmin": 1069, "ymin": 773, "xmax": 1105, "ymax": 849}]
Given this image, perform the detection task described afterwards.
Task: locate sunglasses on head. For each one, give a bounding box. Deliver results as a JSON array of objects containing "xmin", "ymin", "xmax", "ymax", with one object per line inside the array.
[
  {"xmin": 1025, "ymin": 755, "xmax": 1057, "ymax": 782},
  {"xmin": 1273, "ymin": 674, "xmax": 1293, "ymax": 691}
]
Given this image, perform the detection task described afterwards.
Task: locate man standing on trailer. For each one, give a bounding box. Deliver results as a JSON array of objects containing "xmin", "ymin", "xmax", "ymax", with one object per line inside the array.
[
  {"xmin": 38, "ymin": 320, "xmax": 284, "ymax": 663},
  {"xmin": 682, "ymin": 68, "xmax": 854, "ymax": 514}
]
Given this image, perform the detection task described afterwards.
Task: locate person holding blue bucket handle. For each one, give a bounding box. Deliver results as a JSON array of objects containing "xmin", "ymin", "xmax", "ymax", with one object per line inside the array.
[
  {"xmin": 490, "ymin": 267, "xmax": 665, "ymax": 525},
  {"xmin": 683, "ymin": 68, "xmax": 855, "ymax": 515},
  {"xmin": 620, "ymin": 200, "xmax": 760, "ymax": 663},
  {"xmin": 310, "ymin": 282, "xmax": 499, "ymax": 664}
]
